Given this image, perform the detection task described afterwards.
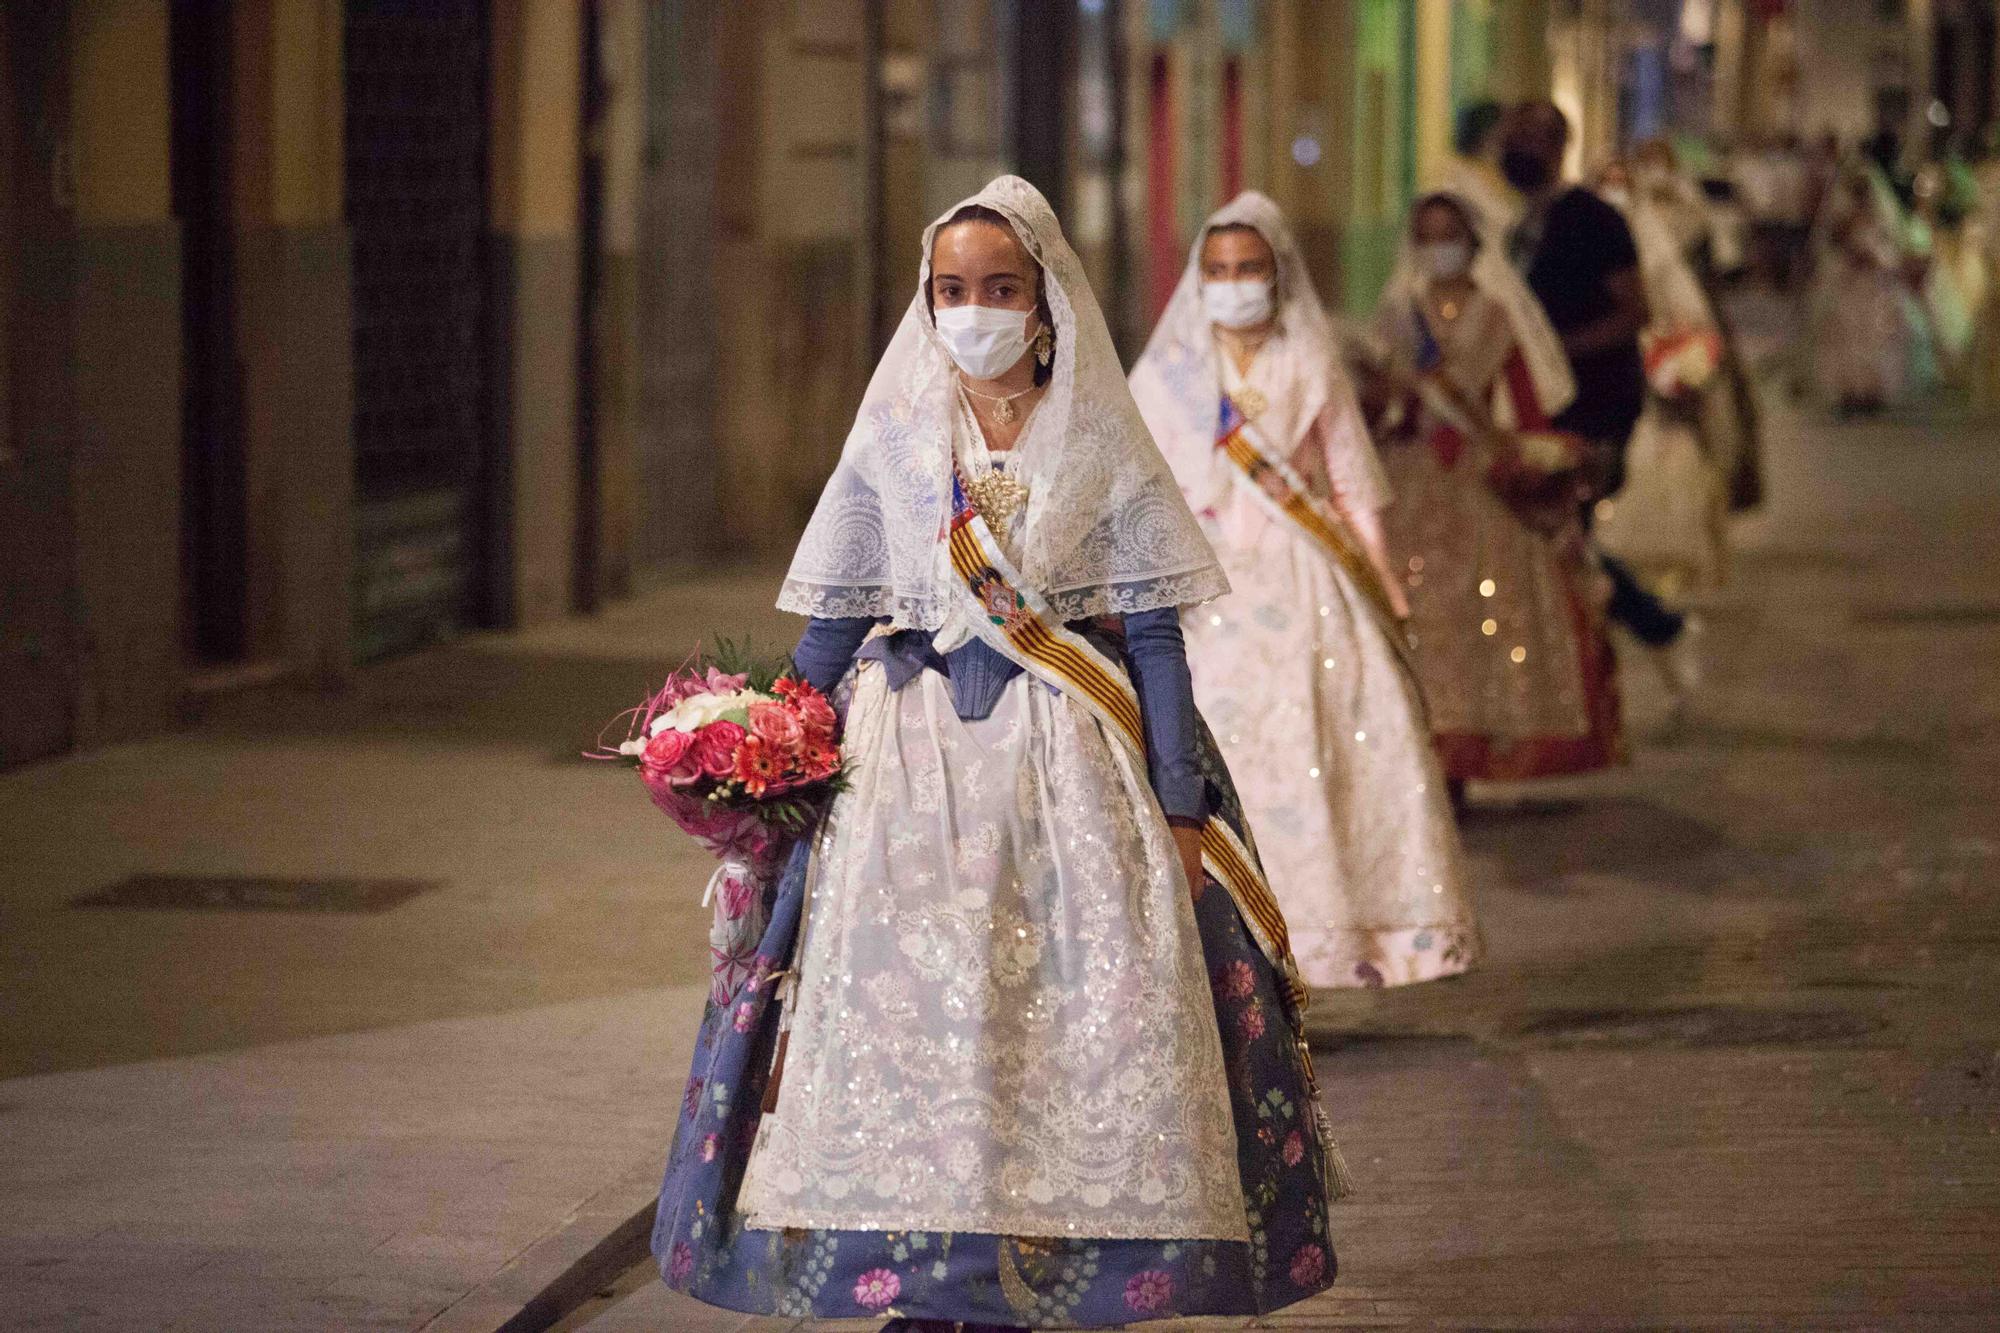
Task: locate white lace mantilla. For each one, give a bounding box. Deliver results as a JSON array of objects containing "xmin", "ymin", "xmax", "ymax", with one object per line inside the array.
[
  {"xmin": 778, "ymin": 175, "xmax": 1226, "ymax": 629},
  {"xmin": 737, "ymin": 665, "xmax": 1250, "ymax": 1241}
]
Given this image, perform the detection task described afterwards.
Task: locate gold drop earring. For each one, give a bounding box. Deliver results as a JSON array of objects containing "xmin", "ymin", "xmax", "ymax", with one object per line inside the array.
[{"xmin": 1033, "ymin": 323, "xmax": 1054, "ymax": 367}]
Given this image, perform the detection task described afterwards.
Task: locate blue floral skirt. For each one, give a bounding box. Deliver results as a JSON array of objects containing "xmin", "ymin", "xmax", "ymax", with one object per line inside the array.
[{"xmin": 651, "ymin": 748, "xmax": 1340, "ymax": 1327}]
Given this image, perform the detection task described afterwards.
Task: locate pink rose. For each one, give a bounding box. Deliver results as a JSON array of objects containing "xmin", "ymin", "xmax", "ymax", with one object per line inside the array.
[
  {"xmin": 1216, "ymin": 959, "xmax": 1256, "ymax": 1000},
  {"xmin": 1282, "ymin": 1130, "xmax": 1305, "ymax": 1167},
  {"xmin": 668, "ymin": 1240, "xmax": 694, "ymax": 1284},
  {"xmin": 1289, "ymin": 1243, "xmax": 1326, "ymax": 1288},
  {"xmin": 1124, "ymin": 1270, "xmax": 1175, "ymax": 1313},
  {"xmin": 794, "ymin": 689, "xmax": 837, "ymax": 739},
  {"xmin": 746, "ymin": 700, "xmax": 804, "ymax": 752},
  {"xmin": 641, "ymin": 729, "xmax": 700, "ymax": 786},
  {"xmin": 853, "ymin": 1268, "xmax": 900, "ymax": 1311},
  {"xmin": 691, "ymin": 721, "xmax": 746, "ymax": 778}
]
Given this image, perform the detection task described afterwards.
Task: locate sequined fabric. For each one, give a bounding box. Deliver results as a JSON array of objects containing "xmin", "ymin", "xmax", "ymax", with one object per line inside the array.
[
  {"xmin": 1182, "ymin": 483, "xmax": 1478, "ymax": 991},
  {"xmin": 1375, "ymin": 290, "xmax": 1611, "ymax": 774},
  {"xmin": 735, "ymin": 663, "xmax": 1247, "ymax": 1240}
]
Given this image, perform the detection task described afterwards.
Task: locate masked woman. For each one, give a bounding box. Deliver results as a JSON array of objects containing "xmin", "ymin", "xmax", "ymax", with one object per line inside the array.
[
  {"xmin": 1809, "ymin": 161, "xmax": 1928, "ymax": 413},
  {"xmin": 650, "ymin": 178, "xmax": 1345, "ymax": 1333},
  {"xmin": 1129, "ymin": 192, "xmax": 1475, "ymax": 992},
  {"xmin": 1363, "ymin": 192, "xmax": 1622, "ymax": 789}
]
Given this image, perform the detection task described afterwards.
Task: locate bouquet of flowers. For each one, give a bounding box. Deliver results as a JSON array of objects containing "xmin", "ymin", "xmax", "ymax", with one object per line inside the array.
[
  {"xmin": 599, "ymin": 646, "xmax": 845, "ymax": 1001},
  {"xmin": 1641, "ymin": 326, "xmax": 1724, "ymax": 399},
  {"xmin": 1484, "ymin": 428, "xmax": 1587, "ymax": 536}
]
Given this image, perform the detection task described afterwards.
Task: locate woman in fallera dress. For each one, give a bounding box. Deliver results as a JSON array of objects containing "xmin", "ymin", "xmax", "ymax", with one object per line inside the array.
[
  {"xmin": 1129, "ymin": 191, "xmax": 1476, "ymax": 991},
  {"xmin": 1365, "ymin": 192, "xmax": 1623, "ymax": 788},
  {"xmin": 650, "ymin": 176, "xmax": 1346, "ymax": 1332},
  {"xmin": 1809, "ymin": 162, "xmax": 1928, "ymax": 413},
  {"xmin": 1592, "ymin": 161, "xmax": 1733, "ymax": 599}
]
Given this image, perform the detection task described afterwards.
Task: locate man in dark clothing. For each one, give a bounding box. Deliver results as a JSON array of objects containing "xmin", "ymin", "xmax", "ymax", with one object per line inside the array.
[{"xmin": 1502, "ymin": 101, "xmax": 1697, "ymax": 680}]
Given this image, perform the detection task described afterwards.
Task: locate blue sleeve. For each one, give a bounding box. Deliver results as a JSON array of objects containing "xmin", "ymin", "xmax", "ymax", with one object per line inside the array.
[
  {"xmin": 792, "ymin": 617, "xmax": 874, "ymax": 695},
  {"xmin": 1121, "ymin": 606, "xmax": 1207, "ymax": 824}
]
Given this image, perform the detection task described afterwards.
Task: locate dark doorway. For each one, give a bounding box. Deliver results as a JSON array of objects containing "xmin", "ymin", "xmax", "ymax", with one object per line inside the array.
[
  {"xmin": 1008, "ymin": 0, "xmax": 1075, "ymax": 219},
  {"xmin": 0, "ymin": 2, "xmax": 80, "ymax": 768},
  {"xmin": 170, "ymin": 0, "xmax": 247, "ymax": 667},
  {"xmin": 344, "ymin": 0, "xmax": 490, "ymax": 661}
]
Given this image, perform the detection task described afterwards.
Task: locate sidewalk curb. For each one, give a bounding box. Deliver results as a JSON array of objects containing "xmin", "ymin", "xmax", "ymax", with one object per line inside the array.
[{"xmin": 420, "ymin": 1165, "xmax": 659, "ymax": 1333}]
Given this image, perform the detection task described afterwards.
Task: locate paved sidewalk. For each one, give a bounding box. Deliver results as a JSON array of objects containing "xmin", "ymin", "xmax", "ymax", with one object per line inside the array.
[
  {"xmin": 4, "ymin": 377, "xmax": 1999, "ymax": 1330},
  {"xmin": 0, "ymin": 569, "xmax": 801, "ymax": 1330}
]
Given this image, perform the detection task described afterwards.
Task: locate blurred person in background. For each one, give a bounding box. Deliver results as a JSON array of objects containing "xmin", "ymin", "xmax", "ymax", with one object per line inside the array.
[
  {"xmin": 1130, "ymin": 191, "xmax": 1476, "ymax": 990},
  {"xmin": 1732, "ymin": 133, "xmax": 1782, "ymax": 285},
  {"xmin": 1592, "ymin": 161, "xmax": 1732, "ymax": 603},
  {"xmin": 1968, "ymin": 129, "xmax": 2000, "ymax": 409},
  {"xmin": 1500, "ymin": 101, "xmax": 1702, "ymax": 700},
  {"xmin": 1632, "ymin": 136, "xmax": 1713, "ymax": 262},
  {"xmin": 1911, "ymin": 160, "xmax": 1982, "ymax": 387},
  {"xmin": 1359, "ymin": 192, "xmax": 1622, "ymax": 792},
  {"xmin": 1635, "ymin": 135, "xmax": 1765, "ymax": 513},
  {"xmin": 1808, "ymin": 159, "xmax": 1932, "ymax": 414}
]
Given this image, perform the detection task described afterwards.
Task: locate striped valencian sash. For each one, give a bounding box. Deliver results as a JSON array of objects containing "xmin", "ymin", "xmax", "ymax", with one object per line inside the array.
[
  {"xmin": 944, "ymin": 472, "xmax": 1352, "ymax": 1200},
  {"xmin": 1216, "ymin": 395, "xmax": 1411, "ymax": 649},
  {"xmin": 944, "ymin": 470, "xmax": 1353, "ymax": 1198},
  {"xmin": 942, "ymin": 470, "xmax": 1304, "ymax": 1007}
]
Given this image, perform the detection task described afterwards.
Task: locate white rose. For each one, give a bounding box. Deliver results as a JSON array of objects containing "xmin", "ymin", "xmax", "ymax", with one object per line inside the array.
[{"xmin": 649, "ymin": 688, "xmax": 762, "ymax": 735}]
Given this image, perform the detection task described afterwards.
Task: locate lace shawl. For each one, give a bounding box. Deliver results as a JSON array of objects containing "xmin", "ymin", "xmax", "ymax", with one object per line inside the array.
[
  {"xmin": 777, "ymin": 175, "xmax": 1228, "ymax": 627},
  {"xmin": 1129, "ymin": 190, "xmax": 1387, "ymax": 520}
]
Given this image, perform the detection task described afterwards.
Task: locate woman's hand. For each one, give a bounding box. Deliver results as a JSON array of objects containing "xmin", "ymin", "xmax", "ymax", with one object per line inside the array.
[{"xmin": 1172, "ymin": 822, "xmax": 1207, "ymax": 904}]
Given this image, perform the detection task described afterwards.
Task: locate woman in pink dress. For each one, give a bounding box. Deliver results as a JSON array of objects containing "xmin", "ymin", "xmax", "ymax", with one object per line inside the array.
[{"xmin": 1130, "ymin": 192, "xmax": 1476, "ymax": 990}]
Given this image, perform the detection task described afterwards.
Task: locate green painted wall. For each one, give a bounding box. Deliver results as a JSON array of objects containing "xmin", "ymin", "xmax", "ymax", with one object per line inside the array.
[{"xmin": 1341, "ymin": 0, "xmax": 1417, "ymax": 314}]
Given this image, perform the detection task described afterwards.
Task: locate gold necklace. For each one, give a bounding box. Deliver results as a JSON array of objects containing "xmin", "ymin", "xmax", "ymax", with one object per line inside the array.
[
  {"xmin": 959, "ymin": 380, "xmax": 1038, "ymax": 425},
  {"xmin": 957, "ymin": 392, "xmax": 1030, "ymax": 529}
]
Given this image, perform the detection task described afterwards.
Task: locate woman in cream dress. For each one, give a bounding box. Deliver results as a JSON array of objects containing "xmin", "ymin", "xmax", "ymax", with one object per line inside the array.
[
  {"xmin": 1130, "ymin": 191, "xmax": 1475, "ymax": 991},
  {"xmin": 651, "ymin": 177, "xmax": 1344, "ymax": 1332},
  {"xmin": 1365, "ymin": 192, "xmax": 1622, "ymax": 786}
]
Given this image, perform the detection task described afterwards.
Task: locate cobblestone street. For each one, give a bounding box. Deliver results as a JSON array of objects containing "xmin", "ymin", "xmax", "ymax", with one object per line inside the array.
[{"xmin": 4, "ymin": 373, "xmax": 1998, "ymax": 1330}]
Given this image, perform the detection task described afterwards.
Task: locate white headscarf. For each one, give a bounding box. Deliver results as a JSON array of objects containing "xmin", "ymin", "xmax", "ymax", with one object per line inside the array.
[
  {"xmin": 1129, "ymin": 191, "xmax": 1375, "ymax": 516},
  {"xmin": 1601, "ymin": 183, "xmax": 1719, "ymax": 336},
  {"xmin": 778, "ymin": 175, "xmax": 1227, "ymax": 628},
  {"xmin": 1377, "ymin": 190, "xmax": 1576, "ymax": 418}
]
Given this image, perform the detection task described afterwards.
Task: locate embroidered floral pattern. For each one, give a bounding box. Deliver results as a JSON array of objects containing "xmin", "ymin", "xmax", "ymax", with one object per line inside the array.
[
  {"xmin": 853, "ymin": 1267, "xmax": 901, "ymax": 1311},
  {"xmin": 1124, "ymin": 1269, "xmax": 1175, "ymax": 1313},
  {"xmin": 665, "ymin": 1240, "xmax": 693, "ymax": 1283}
]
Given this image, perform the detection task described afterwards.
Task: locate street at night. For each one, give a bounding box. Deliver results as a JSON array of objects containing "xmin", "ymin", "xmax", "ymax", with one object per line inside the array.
[{"xmin": 6, "ymin": 304, "xmax": 1998, "ymax": 1328}]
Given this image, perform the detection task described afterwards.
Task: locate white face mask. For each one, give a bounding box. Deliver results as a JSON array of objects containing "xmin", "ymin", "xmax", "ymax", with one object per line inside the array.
[
  {"xmin": 1418, "ymin": 240, "xmax": 1474, "ymax": 281},
  {"xmin": 933, "ymin": 303, "xmax": 1035, "ymax": 381},
  {"xmin": 1202, "ymin": 279, "xmax": 1275, "ymax": 330}
]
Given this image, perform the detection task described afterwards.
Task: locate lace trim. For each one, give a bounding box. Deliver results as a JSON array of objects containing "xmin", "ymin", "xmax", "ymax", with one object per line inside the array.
[
  {"xmin": 778, "ymin": 570, "xmax": 1232, "ymax": 627},
  {"xmin": 740, "ymin": 1203, "xmax": 1251, "ymax": 1244}
]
